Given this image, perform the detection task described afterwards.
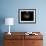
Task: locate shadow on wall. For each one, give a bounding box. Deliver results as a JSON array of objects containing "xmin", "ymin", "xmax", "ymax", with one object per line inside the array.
[
  {"xmin": 0, "ymin": 15, "xmax": 5, "ymax": 32},
  {"xmin": 0, "ymin": 16, "xmax": 5, "ymax": 46}
]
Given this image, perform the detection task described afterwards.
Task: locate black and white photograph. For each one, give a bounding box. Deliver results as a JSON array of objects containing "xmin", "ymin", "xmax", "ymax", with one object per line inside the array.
[{"xmin": 18, "ymin": 9, "xmax": 36, "ymax": 24}]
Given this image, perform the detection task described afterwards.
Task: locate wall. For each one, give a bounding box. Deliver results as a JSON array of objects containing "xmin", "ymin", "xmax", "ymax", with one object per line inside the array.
[{"xmin": 0, "ymin": 0, "xmax": 46, "ymax": 46}]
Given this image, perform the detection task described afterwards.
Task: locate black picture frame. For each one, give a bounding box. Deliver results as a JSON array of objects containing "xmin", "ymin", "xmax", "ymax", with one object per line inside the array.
[{"xmin": 18, "ymin": 9, "xmax": 36, "ymax": 24}]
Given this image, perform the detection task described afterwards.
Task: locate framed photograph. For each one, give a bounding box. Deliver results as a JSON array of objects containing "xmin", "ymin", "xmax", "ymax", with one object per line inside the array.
[{"xmin": 18, "ymin": 9, "xmax": 36, "ymax": 24}]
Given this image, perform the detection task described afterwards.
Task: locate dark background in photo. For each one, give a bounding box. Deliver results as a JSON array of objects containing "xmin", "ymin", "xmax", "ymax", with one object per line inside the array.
[{"xmin": 21, "ymin": 11, "xmax": 34, "ymax": 21}]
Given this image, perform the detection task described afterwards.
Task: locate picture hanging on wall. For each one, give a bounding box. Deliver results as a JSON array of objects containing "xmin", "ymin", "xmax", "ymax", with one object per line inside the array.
[{"xmin": 18, "ymin": 9, "xmax": 36, "ymax": 24}]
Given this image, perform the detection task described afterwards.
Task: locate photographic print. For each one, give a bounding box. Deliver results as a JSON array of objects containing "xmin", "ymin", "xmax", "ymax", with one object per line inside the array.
[{"xmin": 18, "ymin": 9, "xmax": 36, "ymax": 24}]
